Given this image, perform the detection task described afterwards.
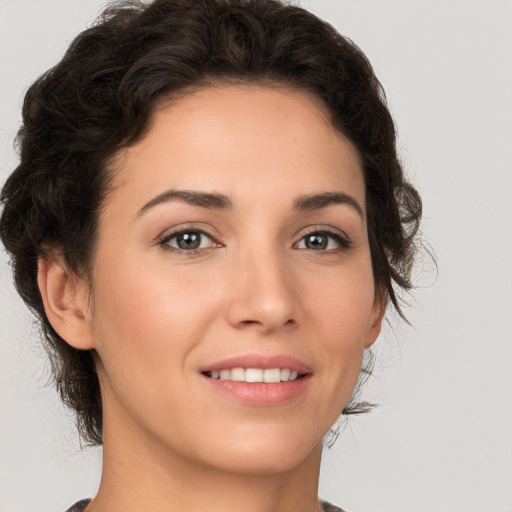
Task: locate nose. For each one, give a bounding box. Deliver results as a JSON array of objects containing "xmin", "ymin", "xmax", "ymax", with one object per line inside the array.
[{"xmin": 225, "ymin": 246, "xmax": 298, "ymax": 334}]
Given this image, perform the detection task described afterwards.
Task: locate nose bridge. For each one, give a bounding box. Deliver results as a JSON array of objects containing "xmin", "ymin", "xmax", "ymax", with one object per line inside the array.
[{"xmin": 225, "ymin": 234, "xmax": 298, "ymax": 332}]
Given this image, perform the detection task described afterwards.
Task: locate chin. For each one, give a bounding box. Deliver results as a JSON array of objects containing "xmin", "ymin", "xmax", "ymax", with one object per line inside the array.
[{"xmin": 195, "ymin": 429, "xmax": 323, "ymax": 476}]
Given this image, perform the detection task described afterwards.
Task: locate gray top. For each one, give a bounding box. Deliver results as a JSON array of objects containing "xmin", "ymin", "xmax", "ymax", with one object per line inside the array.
[{"xmin": 65, "ymin": 498, "xmax": 346, "ymax": 512}]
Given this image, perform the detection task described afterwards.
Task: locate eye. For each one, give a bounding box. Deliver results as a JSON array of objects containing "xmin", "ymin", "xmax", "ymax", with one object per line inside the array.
[
  {"xmin": 296, "ymin": 230, "xmax": 351, "ymax": 251},
  {"xmin": 158, "ymin": 227, "xmax": 351, "ymax": 256},
  {"xmin": 159, "ymin": 229, "xmax": 217, "ymax": 254}
]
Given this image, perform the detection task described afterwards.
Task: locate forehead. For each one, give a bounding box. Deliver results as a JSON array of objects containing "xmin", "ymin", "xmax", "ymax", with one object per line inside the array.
[{"xmin": 109, "ymin": 84, "xmax": 365, "ymax": 213}]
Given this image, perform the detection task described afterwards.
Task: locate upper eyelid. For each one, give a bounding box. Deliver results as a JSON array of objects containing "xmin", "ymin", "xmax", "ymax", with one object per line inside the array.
[
  {"xmin": 158, "ymin": 223, "xmax": 218, "ymax": 241},
  {"xmin": 300, "ymin": 225, "xmax": 348, "ymax": 238},
  {"xmin": 160, "ymin": 227, "xmax": 217, "ymax": 245}
]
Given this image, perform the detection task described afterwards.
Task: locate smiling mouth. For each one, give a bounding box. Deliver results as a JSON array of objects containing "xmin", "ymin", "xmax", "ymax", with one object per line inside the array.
[{"xmin": 202, "ymin": 368, "xmax": 307, "ymax": 383}]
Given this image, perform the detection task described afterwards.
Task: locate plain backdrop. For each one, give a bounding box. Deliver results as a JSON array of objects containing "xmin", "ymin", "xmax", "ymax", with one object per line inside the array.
[{"xmin": 1, "ymin": 1, "xmax": 511, "ymax": 511}]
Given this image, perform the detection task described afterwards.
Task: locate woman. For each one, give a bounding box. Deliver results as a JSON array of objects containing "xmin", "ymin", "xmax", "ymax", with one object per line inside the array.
[{"xmin": 0, "ymin": 0, "xmax": 421, "ymax": 511}]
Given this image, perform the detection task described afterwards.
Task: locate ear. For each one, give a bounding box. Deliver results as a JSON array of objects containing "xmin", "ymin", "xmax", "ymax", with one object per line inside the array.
[
  {"xmin": 364, "ymin": 288, "xmax": 387, "ymax": 349},
  {"xmin": 37, "ymin": 256, "xmax": 95, "ymax": 350}
]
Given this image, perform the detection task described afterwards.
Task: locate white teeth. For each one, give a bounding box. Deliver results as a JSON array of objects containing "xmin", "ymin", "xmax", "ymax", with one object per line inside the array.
[
  {"xmin": 263, "ymin": 368, "xmax": 281, "ymax": 383},
  {"xmin": 230, "ymin": 367, "xmax": 245, "ymax": 381},
  {"xmin": 209, "ymin": 368, "xmax": 302, "ymax": 383},
  {"xmin": 245, "ymin": 368, "xmax": 263, "ymax": 382}
]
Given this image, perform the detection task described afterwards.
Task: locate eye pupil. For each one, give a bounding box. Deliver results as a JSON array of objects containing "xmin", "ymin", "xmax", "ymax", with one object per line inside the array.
[
  {"xmin": 177, "ymin": 232, "xmax": 201, "ymax": 250},
  {"xmin": 306, "ymin": 234, "xmax": 327, "ymax": 250}
]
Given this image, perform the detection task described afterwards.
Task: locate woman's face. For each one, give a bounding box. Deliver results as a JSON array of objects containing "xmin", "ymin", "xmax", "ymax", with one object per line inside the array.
[{"xmin": 84, "ymin": 84, "xmax": 384, "ymax": 474}]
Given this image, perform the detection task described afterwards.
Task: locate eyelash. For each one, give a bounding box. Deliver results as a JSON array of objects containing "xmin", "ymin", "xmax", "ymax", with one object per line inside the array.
[{"xmin": 158, "ymin": 226, "xmax": 353, "ymax": 256}]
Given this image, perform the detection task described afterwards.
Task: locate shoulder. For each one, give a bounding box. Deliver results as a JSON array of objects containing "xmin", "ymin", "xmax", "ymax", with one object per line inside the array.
[
  {"xmin": 65, "ymin": 498, "xmax": 344, "ymax": 512},
  {"xmin": 65, "ymin": 499, "xmax": 91, "ymax": 512},
  {"xmin": 319, "ymin": 499, "xmax": 348, "ymax": 512}
]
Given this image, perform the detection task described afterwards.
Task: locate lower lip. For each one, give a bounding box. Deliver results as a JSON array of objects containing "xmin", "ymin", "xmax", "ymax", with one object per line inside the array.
[{"xmin": 201, "ymin": 374, "xmax": 312, "ymax": 406}]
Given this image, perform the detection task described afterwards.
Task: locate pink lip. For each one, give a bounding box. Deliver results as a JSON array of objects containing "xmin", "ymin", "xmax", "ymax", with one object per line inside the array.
[
  {"xmin": 199, "ymin": 353, "xmax": 312, "ymax": 374},
  {"xmin": 199, "ymin": 353, "xmax": 313, "ymax": 406},
  {"xmin": 202, "ymin": 377, "xmax": 312, "ymax": 406}
]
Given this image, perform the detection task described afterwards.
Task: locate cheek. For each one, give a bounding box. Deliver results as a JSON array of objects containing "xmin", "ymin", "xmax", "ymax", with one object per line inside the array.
[
  {"xmin": 310, "ymin": 261, "xmax": 376, "ymax": 338},
  {"xmin": 91, "ymin": 246, "xmax": 376, "ymax": 362},
  {"xmin": 306, "ymin": 262, "xmax": 376, "ymax": 392},
  {"xmin": 88, "ymin": 259, "xmax": 228, "ymax": 435},
  {"xmin": 90, "ymin": 255, "xmax": 224, "ymax": 371}
]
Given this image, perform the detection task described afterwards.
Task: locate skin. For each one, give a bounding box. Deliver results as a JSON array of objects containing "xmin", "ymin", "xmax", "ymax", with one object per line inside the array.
[{"xmin": 38, "ymin": 84, "xmax": 385, "ymax": 512}]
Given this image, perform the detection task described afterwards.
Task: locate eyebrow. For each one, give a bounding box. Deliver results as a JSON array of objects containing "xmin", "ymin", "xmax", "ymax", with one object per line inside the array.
[{"xmin": 137, "ymin": 189, "xmax": 363, "ymax": 218}]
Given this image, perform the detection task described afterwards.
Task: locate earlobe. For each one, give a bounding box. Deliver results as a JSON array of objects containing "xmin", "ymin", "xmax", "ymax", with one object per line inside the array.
[
  {"xmin": 364, "ymin": 290, "xmax": 387, "ymax": 349},
  {"xmin": 37, "ymin": 256, "xmax": 95, "ymax": 350}
]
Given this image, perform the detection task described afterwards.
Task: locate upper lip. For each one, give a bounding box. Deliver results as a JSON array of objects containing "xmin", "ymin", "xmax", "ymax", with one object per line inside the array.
[{"xmin": 200, "ymin": 353, "xmax": 313, "ymax": 374}]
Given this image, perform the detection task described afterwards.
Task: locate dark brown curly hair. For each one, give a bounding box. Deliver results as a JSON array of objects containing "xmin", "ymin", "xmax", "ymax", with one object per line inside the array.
[{"xmin": 0, "ymin": 0, "xmax": 421, "ymax": 446}]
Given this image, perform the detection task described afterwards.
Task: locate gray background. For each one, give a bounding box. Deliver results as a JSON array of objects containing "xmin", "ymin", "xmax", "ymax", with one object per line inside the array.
[{"xmin": 1, "ymin": 1, "xmax": 511, "ymax": 511}]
